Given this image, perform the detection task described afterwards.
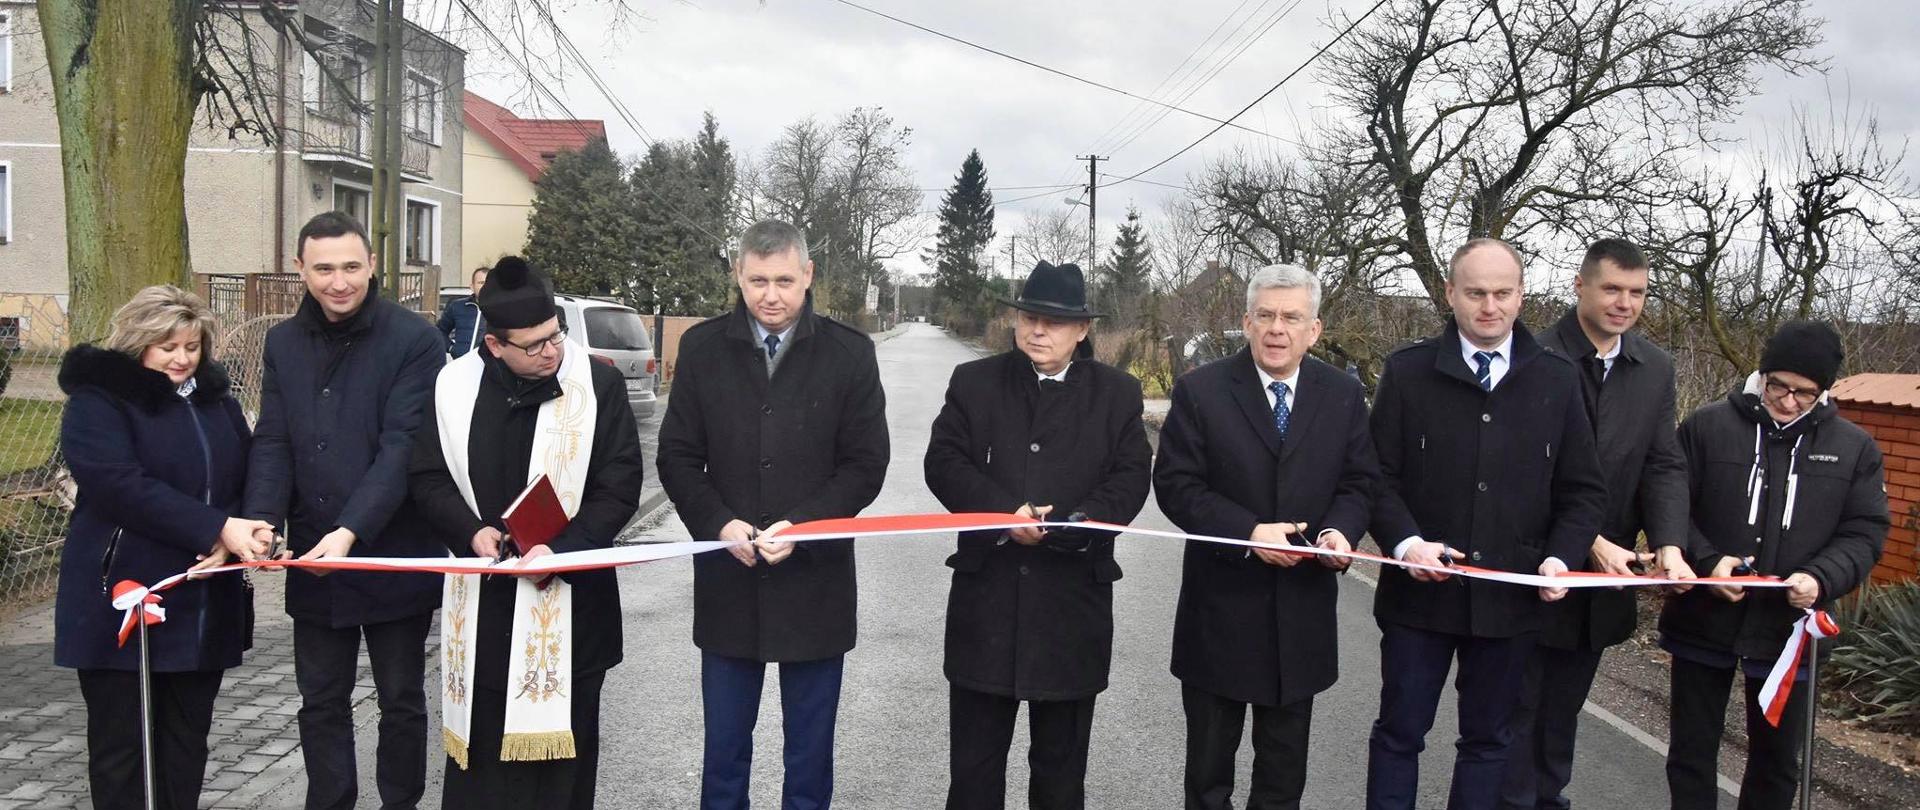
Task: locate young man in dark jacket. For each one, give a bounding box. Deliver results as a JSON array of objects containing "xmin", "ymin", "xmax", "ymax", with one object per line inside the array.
[
  {"xmin": 1660, "ymin": 320, "xmax": 1886, "ymax": 810},
  {"xmin": 1502, "ymin": 239, "xmax": 1691, "ymax": 810},
  {"xmin": 658, "ymin": 219, "xmax": 889, "ymax": 810},
  {"xmin": 1366, "ymin": 238, "xmax": 1607, "ymax": 810},
  {"xmin": 925, "ymin": 260, "xmax": 1153, "ymax": 810},
  {"xmin": 243, "ymin": 212, "xmax": 447, "ymax": 810}
]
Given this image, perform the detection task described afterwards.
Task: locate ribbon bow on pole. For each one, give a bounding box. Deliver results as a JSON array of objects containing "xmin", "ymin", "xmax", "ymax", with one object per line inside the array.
[
  {"xmin": 111, "ymin": 580, "xmax": 167, "ymax": 649},
  {"xmin": 1759, "ymin": 609, "xmax": 1839, "ymax": 728}
]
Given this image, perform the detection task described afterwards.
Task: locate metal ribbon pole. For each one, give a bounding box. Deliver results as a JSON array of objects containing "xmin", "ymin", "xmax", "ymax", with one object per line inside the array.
[
  {"xmin": 138, "ymin": 611, "xmax": 157, "ymax": 810},
  {"xmin": 1801, "ymin": 631, "xmax": 1818, "ymax": 810}
]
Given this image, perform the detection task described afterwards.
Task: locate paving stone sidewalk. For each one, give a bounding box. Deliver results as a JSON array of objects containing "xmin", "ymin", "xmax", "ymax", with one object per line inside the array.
[{"xmin": 0, "ymin": 574, "xmax": 436, "ymax": 810}]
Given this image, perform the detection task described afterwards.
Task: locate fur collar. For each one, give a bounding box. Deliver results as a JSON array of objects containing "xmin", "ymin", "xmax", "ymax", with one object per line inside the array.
[{"xmin": 58, "ymin": 344, "xmax": 233, "ymax": 413}]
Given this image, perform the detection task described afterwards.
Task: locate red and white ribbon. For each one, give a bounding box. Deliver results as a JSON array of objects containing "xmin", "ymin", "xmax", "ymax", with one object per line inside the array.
[
  {"xmin": 110, "ymin": 580, "xmax": 169, "ymax": 648},
  {"xmin": 105, "ymin": 511, "xmax": 1788, "ymax": 645},
  {"xmin": 1758, "ymin": 609, "xmax": 1840, "ymax": 727}
]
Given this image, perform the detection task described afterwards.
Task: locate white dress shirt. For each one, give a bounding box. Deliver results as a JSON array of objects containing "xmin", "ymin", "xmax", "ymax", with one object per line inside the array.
[
  {"xmin": 1396, "ymin": 330, "xmax": 1565, "ymax": 573},
  {"xmin": 1035, "ymin": 361, "xmax": 1072, "ymax": 383},
  {"xmin": 1459, "ymin": 331, "xmax": 1514, "ymax": 390}
]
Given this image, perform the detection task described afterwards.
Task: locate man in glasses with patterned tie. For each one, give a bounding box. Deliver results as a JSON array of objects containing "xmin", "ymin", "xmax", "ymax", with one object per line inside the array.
[
  {"xmin": 1365, "ymin": 238, "xmax": 1607, "ymax": 810},
  {"xmin": 1153, "ymin": 264, "xmax": 1381, "ymax": 809}
]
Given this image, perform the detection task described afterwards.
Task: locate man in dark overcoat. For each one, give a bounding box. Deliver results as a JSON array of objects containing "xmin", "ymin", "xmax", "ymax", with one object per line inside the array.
[
  {"xmin": 1153, "ymin": 264, "xmax": 1379, "ymax": 810},
  {"xmin": 657, "ymin": 219, "xmax": 890, "ymax": 810},
  {"xmin": 243, "ymin": 211, "xmax": 447, "ymax": 810},
  {"xmin": 1500, "ymin": 239, "xmax": 1690, "ymax": 810},
  {"xmin": 407, "ymin": 256, "xmax": 644, "ymax": 809},
  {"xmin": 924, "ymin": 260, "xmax": 1152, "ymax": 810},
  {"xmin": 1365, "ymin": 238, "xmax": 1607, "ymax": 810}
]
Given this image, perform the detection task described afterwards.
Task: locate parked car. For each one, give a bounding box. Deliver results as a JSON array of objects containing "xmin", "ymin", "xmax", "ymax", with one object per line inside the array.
[
  {"xmin": 554, "ymin": 295, "xmax": 658, "ymax": 420},
  {"xmin": 1183, "ymin": 329, "xmax": 1244, "ymax": 369},
  {"xmin": 435, "ymin": 287, "xmax": 659, "ymax": 420}
]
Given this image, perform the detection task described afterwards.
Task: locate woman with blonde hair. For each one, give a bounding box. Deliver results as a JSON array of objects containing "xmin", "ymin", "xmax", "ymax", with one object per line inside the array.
[{"xmin": 53, "ymin": 284, "xmax": 276, "ymax": 810}]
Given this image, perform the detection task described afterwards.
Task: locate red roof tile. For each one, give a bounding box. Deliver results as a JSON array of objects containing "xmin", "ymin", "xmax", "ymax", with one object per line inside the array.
[
  {"xmin": 1831, "ymin": 373, "xmax": 1920, "ymax": 409},
  {"xmin": 463, "ymin": 90, "xmax": 607, "ymax": 181}
]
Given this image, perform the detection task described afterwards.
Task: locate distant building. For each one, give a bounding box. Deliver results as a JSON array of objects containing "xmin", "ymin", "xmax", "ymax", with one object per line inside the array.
[
  {"xmin": 460, "ymin": 90, "xmax": 605, "ymax": 282},
  {"xmin": 0, "ymin": 0, "xmax": 466, "ymax": 349}
]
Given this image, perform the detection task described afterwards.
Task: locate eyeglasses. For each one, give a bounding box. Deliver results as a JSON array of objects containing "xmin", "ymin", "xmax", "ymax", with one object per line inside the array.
[
  {"xmin": 1248, "ymin": 310, "xmax": 1312, "ymax": 328},
  {"xmin": 499, "ymin": 328, "xmax": 567, "ymax": 356},
  {"xmin": 1763, "ymin": 376, "xmax": 1820, "ymax": 407}
]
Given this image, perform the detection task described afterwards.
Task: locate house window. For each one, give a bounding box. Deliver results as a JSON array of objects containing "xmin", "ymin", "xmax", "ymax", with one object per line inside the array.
[
  {"xmin": 307, "ymin": 53, "xmax": 363, "ymax": 120},
  {"xmin": 333, "ymin": 183, "xmax": 370, "ymax": 227},
  {"xmin": 0, "ymin": 163, "xmax": 11, "ymax": 245},
  {"xmin": 405, "ymin": 199, "xmax": 437, "ymax": 266},
  {"xmin": 0, "ymin": 317, "xmax": 19, "ymax": 350},
  {"xmin": 404, "ymin": 71, "xmax": 440, "ymax": 144},
  {"xmin": 2, "ymin": 11, "xmax": 13, "ymax": 93}
]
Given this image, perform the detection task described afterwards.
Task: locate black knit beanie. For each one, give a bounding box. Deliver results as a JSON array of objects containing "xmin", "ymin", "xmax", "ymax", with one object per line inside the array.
[
  {"xmin": 476, "ymin": 256, "xmax": 556, "ymax": 330},
  {"xmin": 1759, "ymin": 320, "xmax": 1844, "ymax": 391}
]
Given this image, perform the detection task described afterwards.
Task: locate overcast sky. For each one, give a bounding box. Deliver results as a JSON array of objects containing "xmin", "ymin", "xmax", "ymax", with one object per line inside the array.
[{"xmin": 461, "ymin": 0, "xmax": 1920, "ymax": 279}]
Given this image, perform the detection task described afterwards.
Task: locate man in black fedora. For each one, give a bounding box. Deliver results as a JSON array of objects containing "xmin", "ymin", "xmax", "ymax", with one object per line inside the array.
[{"xmin": 925, "ymin": 260, "xmax": 1153, "ymax": 810}]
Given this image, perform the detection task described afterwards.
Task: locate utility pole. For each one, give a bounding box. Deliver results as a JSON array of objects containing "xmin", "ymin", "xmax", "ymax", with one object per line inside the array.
[
  {"xmin": 384, "ymin": 0, "xmax": 407, "ymax": 297},
  {"xmin": 1075, "ymin": 155, "xmax": 1107, "ymax": 272},
  {"xmin": 1005, "ymin": 235, "xmax": 1018, "ymax": 278},
  {"xmin": 370, "ymin": 0, "xmax": 407, "ymax": 299}
]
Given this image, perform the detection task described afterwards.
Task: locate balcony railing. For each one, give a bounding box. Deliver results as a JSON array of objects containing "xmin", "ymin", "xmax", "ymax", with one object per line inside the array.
[{"xmin": 300, "ymin": 112, "xmax": 431, "ymax": 179}]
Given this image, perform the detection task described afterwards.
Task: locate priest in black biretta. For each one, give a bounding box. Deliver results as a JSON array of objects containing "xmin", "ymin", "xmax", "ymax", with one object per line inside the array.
[
  {"xmin": 925, "ymin": 260, "xmax": 1153, "ymax": 809},
  {"xmin": 408, "ymin": 256, "xmax": 646, "ymax": 809}
]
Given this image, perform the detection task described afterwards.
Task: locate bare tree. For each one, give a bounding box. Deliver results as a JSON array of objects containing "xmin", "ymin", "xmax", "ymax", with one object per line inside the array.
[{"xmin": 1321, "ymin": 0, "xmax": 1822, "ymax": 311}]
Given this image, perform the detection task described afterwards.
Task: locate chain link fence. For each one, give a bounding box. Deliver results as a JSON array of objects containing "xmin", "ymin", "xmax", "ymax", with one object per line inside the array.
[
  {"xmin": 0, "ymin": 294, "xmax": 293, "ymax": 614},
  {"xmin": 0, "ymin": 295, "xmax": 75, "ymax": 613}
]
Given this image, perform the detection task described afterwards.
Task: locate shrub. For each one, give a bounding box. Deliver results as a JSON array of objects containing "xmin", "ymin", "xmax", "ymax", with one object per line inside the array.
[{"xmin": 1826, "ymin": 579, "xmax": 1920, "ymax": 730}]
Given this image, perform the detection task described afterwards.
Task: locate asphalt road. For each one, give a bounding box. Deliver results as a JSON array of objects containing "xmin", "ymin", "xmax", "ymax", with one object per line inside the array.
[{"xmin": 342, "ymin": 322, "xmax": 1712, "ymax": 808}]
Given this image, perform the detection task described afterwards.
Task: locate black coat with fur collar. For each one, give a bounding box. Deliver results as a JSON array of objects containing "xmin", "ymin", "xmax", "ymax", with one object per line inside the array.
[{"xmin": 53, "ymin": 345, "xmax": 254, "ymax": 672}]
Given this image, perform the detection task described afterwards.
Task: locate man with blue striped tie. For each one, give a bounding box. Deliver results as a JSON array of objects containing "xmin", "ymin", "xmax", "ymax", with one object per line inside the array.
[{"xmin": 1364, "ymin": 238, "xmax": 1608, "ymax": 810}]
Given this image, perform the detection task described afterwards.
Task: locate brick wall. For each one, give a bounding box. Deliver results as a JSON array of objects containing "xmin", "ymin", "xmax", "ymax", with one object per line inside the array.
[{"xmin": 1835, "ymin": 401, "xmax": 1920, "ymax": 583}]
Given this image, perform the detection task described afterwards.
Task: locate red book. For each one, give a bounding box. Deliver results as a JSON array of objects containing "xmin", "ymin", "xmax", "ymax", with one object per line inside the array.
[{"xmin": 503, "ymin": 475, "xmax": 569, "ymax": 557}]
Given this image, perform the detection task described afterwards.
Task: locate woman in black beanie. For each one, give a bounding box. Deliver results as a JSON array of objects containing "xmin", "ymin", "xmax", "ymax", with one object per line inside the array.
[{"xmin": 1658, "ymin": 320, "xmax": 1887, "ymax": 809}]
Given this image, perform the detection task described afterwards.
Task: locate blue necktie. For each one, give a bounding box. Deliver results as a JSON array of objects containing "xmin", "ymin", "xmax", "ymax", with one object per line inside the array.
[
  {"xmin": 764, "ymin": 333, "xmax": 781, "ymax": 361},
  {"xmin": 1269, "ymin": 380, "xmax": 1291, "ymax": 439},
  {"xmin": 1473, "ymin": 350, "xmax": 1498, "ymax": 391}
]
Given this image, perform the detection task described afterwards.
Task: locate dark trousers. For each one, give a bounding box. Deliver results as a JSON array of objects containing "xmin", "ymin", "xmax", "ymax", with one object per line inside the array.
[
  {"xmin": 700, "ymin": 651, "xmax": 845, "ymax": 810},
  {"xmin": 293, "ymin": 612, "xmax": 433, "ymax": 810},
  {"xmin": 78, "ymin": 668, "xmax": 224, "ymax": 810},
  {"xmin": 946, "ymin": 684, "xmax": 1098, "ymax": 810},
  {"xmin": 441, "ymin": 671, "xmax": 604, "ymax": 810},
  {"xmin": 1666, "ymin": 655, "xmax": 1809, "ymax": 810},
  {"xmin": 1181, "ymin": 684, "xmax": 1313, "ymax": 810},
  {"xmin": 1499, "ymin": 646, "xmax": 1603, "ymax": 810},
  {"xmin": 1365, "ymin": 622, "xmax": 1533, "ymax": 810}
]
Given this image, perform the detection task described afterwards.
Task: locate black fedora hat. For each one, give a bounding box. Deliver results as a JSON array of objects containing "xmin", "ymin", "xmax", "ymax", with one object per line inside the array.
[{"xmin": 1002, "ymin": 260, "xmax": 1102, "ymax": 319}]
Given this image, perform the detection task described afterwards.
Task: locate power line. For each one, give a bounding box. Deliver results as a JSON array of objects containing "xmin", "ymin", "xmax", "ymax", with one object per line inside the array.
[
  {"xmin": 1103, "ymin": 0, "xmax": 1307, "ymax": 158},
  {"xmin": 453, "ymin": 0, "xmax": 725, "ymax": 245},
  {"xmin": 1080, "ymin": 0, "xmax": 1271, "ymax": 158},
  {"xmin": 824, "ymin": 0, "xmax": 1286, "ymax": 142},
  {"xmin": 1101, "ymin": 0, "xmax": 1391, "ymax": 190}
]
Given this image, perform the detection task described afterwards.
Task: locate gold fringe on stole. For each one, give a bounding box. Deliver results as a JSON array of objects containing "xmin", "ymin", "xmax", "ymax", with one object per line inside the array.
[
  {"xmin": 443, "ymin": 727, "xmax": 470, "ymax": 771},
  {"xmin": 500, "ymin": 730, "xmax": 578, "ymax": 762}
]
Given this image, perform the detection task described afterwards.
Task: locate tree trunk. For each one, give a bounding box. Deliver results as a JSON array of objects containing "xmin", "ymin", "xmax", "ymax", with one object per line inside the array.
[{"xmin": 39, "ymin": 0, "xmax": 202, "ymax": 343}]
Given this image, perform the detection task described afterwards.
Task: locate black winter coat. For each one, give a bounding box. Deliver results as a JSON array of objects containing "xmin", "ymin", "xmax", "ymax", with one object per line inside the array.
[
  {"xmin": 243, "ymin": 293, "xmax": 446, "ymax": 628},
  {"xmin": 1535, "ymin": 310, "xmax": 1690, "ymax": 651},
  {"xmin": 924, "ymin": 351, "xmax": 1152, "ymax": 700},
  {"xmin": 54, "ymin": 346, "xmax": 253, "ymax": 672},
  {"xmin": 1659, "ymin": 381, "xmax": 1887, "ymax": 661},
  {"xmin": 408, "ymin": 345, "xmax": 645, "ymax": 685},
  {"xmin": 1370, "ymin": 320, "xmax": 1607, "ymax": 638},
  {"xmin": 658, "ymin": 301, "xmax": 889, "ymax": 663},
  {"xmin": 1155, "ymin": 352, "xmax": 1378, "ymax": 707}
]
